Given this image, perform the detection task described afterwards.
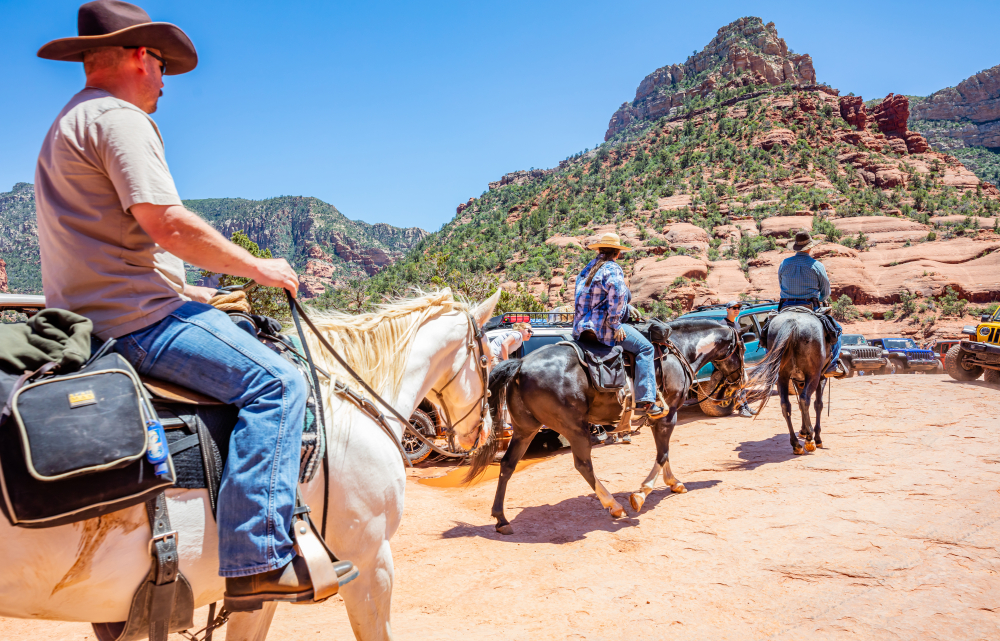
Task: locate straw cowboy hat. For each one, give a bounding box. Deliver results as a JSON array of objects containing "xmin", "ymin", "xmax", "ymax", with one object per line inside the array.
[
  {"xmin": 587, "ymin": 232, "xmax": 631, "ymax": 252},
  {"xmin": 787, "ymin": 230, "xmax": 823, "ymax": 252},
  {"xmin": 37, "ymin": 0, "xmax": 198, "ymax": 75}
]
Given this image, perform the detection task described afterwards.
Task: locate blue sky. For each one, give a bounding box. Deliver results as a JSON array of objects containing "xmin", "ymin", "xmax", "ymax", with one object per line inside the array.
[{"xmin": 2, "ymin": 0, "xmax": 998, "ymax": 232}]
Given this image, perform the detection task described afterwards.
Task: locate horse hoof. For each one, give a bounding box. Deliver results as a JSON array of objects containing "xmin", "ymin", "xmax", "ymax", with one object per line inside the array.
[
  {"xmin": 793, "ymin": 447, "xmax": 804, "ymax": 455},
  {"xmin": 815, "ymin": 442, "xmax": 824, "ymax": 449},
  {"xmin": 804, "ymin": 441, "xmax": 816, "ymax": 452},
  {"xmin": 671, "ymin": 483, "xmax": 687, "ymax": 494},
  {"xmin": 496, "ymin": 524, "xmax": 514, "ymax": 535},
  {"xmin": 610, "ymin": 505, "xmax": 625, "ymax": 519},
  {"xmin": 629, "ymin": 493, "xmax": 645, "ymax": 512}
]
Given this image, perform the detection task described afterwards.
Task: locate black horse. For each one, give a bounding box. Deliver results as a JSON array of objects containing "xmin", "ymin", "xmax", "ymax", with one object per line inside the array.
[
  {"xmin": 469, "ymin": 319, "xmax": 744, "ymax": 534},
  {"xmin": 745, "ymin": 311, "xmax": 829, "ymax": 454}
]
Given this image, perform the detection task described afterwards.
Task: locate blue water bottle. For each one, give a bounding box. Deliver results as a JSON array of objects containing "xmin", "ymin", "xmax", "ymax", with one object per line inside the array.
[{"xmin": 145, "ymin": 418, "xmax": 170, "ymax": 477}]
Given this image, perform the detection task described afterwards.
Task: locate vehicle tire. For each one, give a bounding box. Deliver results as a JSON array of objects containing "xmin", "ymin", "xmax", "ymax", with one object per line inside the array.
[
  {"xmin": 403, "ymin": 409, "xmax": 436, "ymax": 464},
  {"xmin": 945, "ymin": 344, "xmax": 983, "ymax": 382},
  {"xmin": 983, "ymin": 368, "xmax": 1000, "ymax": 386},
  {"xmin": 697, "ymin": 380, "xmax": 735, "ymax": 417},
  {"xmin": 845, "ymin": 366, "xmax": 856, "ymax": 378},
  {"xmin": 934, "ymin": 361, "xmax": 944, "ymax": 374}
]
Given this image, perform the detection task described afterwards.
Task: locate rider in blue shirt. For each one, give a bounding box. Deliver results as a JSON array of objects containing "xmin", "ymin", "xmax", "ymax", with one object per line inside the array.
[
  {"xmin": 573, "ymin": 233, "xmax": 663, "ymax": 416},
  {"xmin": 778, "ymin": 231, "xmax": 846, "ymax": 378}
]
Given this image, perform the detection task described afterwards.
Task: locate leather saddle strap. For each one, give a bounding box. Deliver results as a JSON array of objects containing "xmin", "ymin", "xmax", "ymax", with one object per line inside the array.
[
  {"xmin": 195, "ymin": 414, "xmax": 222, "ymax": 518},
  {"xmin": 145, "ymin": 493, "xmax": 179, "ymax": 641}
]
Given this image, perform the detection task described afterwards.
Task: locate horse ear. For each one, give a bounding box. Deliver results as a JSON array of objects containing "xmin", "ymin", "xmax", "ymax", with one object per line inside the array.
[{"xmin": 473, "ymin": 288, "xmax": 502, "ymax": 327}]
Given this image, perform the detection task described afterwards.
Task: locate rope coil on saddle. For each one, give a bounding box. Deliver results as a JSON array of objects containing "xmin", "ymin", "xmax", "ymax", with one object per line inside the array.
[{"xmin": 208, "ymin": 290, "xmax": 252, "ymax": 314}]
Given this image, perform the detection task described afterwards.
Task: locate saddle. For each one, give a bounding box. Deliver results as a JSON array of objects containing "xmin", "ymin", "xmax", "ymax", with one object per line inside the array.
[
  {"xmin": 557, "ymin": 333, "xmax": 633, "ymax": 428},
  {"xmin": 559, "ymin": 332, "xmax": 626, "ymax": 392},
  {"xmin": 758, "ymin": 305, "xmax": 840, "ymax": 351},
  {"xmin": 146, "ymin": 330, "xmax": 326, "ymax": 519}
]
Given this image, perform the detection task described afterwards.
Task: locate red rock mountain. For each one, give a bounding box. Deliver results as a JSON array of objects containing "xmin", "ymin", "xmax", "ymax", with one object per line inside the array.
[{"xmin": 605, "ymin": 17, "xmax": 819, "ymax": 141}]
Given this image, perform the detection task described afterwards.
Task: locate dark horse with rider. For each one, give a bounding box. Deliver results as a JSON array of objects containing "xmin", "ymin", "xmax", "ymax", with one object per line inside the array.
[{"xmin": 471, "ymin": 230, "xmax": 846, "ymax": 534}]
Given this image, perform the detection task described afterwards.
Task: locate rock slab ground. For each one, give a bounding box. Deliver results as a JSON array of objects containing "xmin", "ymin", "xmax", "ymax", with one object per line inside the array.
[{"xmin": 2, "ymin": 376, "xmax": 998, "ymax": 640}]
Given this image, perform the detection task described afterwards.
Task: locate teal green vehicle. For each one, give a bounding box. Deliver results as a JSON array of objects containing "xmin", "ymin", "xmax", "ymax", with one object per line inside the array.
[{"xmin": 674, "ymin": 300, "xmax": 778, "ymax": 415}]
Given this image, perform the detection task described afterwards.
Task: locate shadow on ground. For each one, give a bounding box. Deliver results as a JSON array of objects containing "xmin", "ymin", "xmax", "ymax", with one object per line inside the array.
[
  {"xmin": 440, "ymin": 479, "xmax": 721, "ymax": 543},
  {"xmin": 726, "ymin": 433, "xmax": 801, "ymax": 471}
]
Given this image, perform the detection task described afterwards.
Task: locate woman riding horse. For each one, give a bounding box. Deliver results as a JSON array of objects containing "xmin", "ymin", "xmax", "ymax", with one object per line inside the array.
[{"xmin": 573, "ymin": 233, "xmax": 663, "ymax": 416}]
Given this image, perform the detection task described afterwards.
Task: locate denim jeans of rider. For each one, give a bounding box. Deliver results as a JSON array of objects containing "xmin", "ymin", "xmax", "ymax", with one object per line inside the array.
[
  {"xmin": 617, "ymin": 323, "xmax": 656, "ymax": 403},
  {"xmin": 113, "ymin": 302, "xmax": 306, "ymax": 577},
  {"xmin": 779, "ymin": 298, "xmax": 843, "ymax": 373}
]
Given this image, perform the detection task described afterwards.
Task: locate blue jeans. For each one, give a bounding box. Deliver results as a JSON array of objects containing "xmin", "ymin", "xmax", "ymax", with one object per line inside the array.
[
  {"xmin": 113, "ymin": 302, "xmax": 307, "ymax": 577},
  {"xmin": 617, "ymin": 324, "xmax": 656, "ymax": 403},
  {"xmin": 779, "ymin": 299, "xmax": 843, "ymax": 373}
]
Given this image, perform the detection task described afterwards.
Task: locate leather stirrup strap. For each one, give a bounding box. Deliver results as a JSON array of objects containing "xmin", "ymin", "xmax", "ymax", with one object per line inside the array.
[{"xmin": 145, "ymin": 494, "xmax": 179, "ymax": 641}]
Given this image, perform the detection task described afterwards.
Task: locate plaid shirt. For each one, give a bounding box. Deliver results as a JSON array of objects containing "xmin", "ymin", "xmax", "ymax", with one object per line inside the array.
[
  {"xmin": 573, "ymin": 258, "xmax": 628, "ymax": 346},
  {"xmin": 778, "ymin": 252, "xmax": 831, "ymax": 302}
]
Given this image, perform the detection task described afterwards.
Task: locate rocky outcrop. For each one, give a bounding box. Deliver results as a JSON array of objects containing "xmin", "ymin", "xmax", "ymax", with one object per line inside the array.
[
  {"xmin": 605, "ymin": 17, "xmax": 818, "ymax": 140},
  {"xmin": 0, "ymin": 259, "xmax": 8, "ymax": 293},
  {"xmin": 872, "ymin": 93, "xmax": 909, "ymax": 138},
  {"xmin": 910, "ymin": 63, "xmax": 1000, "ymax": 149},
  {"xmin": 839, "ymin": 96, "xmax": 868, "ymax": 130},
  {"xmin": 488, "ymin": 169, "xmax": 550, "ymax": 191}
]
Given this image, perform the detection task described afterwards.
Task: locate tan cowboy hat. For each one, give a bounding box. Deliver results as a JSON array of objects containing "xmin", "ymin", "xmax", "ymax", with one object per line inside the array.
[
  {"xmin": 787, "ymin": 230, "xmax": 823, "ymax": 252},
  {"xmin": 37, "ymin": 0, "xmax": 198, "ymax": 75},
  {"xmin": 586, "ymin": 232, "xmax": 631, "ymax": 252}
]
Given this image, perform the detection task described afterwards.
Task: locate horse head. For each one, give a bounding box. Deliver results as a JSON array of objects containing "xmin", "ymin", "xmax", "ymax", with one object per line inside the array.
[{"xmin": 422, "ymin": 288, "xmax": 501, "ymax": 452}]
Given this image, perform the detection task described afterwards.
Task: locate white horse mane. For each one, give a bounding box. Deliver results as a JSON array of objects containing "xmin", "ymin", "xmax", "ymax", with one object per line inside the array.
[{"xmin": 303, "ymin": 288, "xmax": 470, "ymax": 401}]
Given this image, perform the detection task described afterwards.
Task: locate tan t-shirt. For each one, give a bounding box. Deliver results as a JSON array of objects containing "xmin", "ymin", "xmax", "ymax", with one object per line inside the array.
[{"xmin": 35, "ymin": 88, "xmax": 189, "ymax": 340}]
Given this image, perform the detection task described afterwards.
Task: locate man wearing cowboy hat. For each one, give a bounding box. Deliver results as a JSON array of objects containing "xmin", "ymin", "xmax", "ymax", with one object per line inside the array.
[
  {"xmin": 778, "ymin": 231, "xmax": 845, "ymax": 378},
  {"xmin": 34, "ymin": 0, "xmax": 353, "ymax": 610},
  {"xmin": 573, "ymin": 233, "xmax": 663, "ymax": 416}
]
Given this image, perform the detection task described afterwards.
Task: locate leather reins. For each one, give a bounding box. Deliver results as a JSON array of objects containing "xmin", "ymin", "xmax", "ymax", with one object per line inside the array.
[
  {"xmin": 663, "ymin": 325, "xmax": 744, "ymax": 402},
  {"xmin": 427, "ymin": 310, "xmax": 492, "ymax": 438},
  {"xmin": 286, "ymin": 293, "xmax": 490, "ymax": 467}
]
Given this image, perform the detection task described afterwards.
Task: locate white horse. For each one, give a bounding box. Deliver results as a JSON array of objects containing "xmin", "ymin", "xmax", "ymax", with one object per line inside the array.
[{"xmin": 0, "ymin": 288, "xmax": 500, "ymax": 641}]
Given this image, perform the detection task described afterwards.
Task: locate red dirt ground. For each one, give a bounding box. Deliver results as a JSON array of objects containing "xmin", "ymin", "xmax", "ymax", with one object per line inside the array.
[{"xmin": 3, "ymin": 375, "xmax": 998, "ymax": 640}]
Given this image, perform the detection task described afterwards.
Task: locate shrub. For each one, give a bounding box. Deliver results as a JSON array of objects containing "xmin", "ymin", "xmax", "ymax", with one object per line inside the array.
[
  {"xmin": 936, "ymin": 286, "xmax": 968, "ymax": 317},
  {"xmin": 831, "ymin": 294, "xmax": 862, "ymax": 322}
]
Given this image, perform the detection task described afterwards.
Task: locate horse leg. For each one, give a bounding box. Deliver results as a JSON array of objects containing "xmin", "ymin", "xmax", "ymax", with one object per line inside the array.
[
  {"xmin": 629, "ymin": 412, "xmax": 683, "ymax": 513},
  {"xmin": 492, "ymin": 430, "xmax": 536, "ymax": 535},
  {"xmin": 813, "ymin": 379, "xmax": 825, "ymax": 448},
  {"xmin": 566, "ymin": 427, "xmax": 625, "ymax": 518},
  {"xmin": 778, "ymin": 374, "xmax": 802, "ymax": 454},
  {"xmin": 226, "ymin": 602, "xmax": 278, "ymax": 641},
  {"xmin": 799, "ymin": 376, "xmax": 819, "ymax": 452},
  {"xmin": 340, "ymin": 537, "xmax": 396, "ymax": 641}
]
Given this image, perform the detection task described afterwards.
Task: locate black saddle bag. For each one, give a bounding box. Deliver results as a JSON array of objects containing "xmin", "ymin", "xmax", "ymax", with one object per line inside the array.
[{"xmin": 0, "ymin": 352, "xmax": 175, "ymax": 528}]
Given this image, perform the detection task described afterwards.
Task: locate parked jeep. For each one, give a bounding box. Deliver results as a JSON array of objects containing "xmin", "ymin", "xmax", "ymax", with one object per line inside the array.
[
  {"xmin": 868, "ymin": 337, "xmax": 940, "ymax": 374},
  {"xmin": 838, "ymin": 334, "xmax": 888, "ymax": 376},
  {"xmin": 931, "ymin": 339, "xmax": 962, "ymax": 367},
  {"xmin": 945, "ymin": 307, "xmax": 1000, "ymax": 385}
]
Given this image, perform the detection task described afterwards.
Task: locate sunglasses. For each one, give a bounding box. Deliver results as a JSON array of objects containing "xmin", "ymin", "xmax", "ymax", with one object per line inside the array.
[{"xmin": 124, "ymin": 47, "xmax": 166, "ymax": 75}]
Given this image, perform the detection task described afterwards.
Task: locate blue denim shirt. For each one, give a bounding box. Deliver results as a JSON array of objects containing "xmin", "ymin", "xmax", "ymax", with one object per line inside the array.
[{"xmin": 778, "ymin": 252, "xmax": 831, "ymax": 301}]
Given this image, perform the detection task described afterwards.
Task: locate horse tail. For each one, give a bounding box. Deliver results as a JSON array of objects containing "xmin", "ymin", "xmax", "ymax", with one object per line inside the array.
[
  {"xmin": 744, "ymin": 320, "xmax": 795, "ymax": 412},
  {"xmin": 465, "ymin": 358, "xmax": 523, "ymax": 483}
]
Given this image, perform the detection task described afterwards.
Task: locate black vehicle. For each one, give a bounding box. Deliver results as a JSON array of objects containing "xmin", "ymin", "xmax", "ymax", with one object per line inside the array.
[{"xmin": 838, "ymin": 334, "xmax": 890, "ymax": 376}]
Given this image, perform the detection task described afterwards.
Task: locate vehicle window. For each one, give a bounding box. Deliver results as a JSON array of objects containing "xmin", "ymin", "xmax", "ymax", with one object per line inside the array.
[
  {"xmin": 522, "ymin": 334, "xmax": 570, "ymax": 356},
  {"xmin": 841, "ymin": 335, "xmax": 866, "ymax": 346},
  {"xmin": 884, "ymin": 339, "xmax": 917, "ymax": 349}
]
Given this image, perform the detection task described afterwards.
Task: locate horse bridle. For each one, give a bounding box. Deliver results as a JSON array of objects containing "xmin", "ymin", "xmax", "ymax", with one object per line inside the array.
[
  {"xmin": 428, "ymin": 310, "xmax": 491, "ymax": 441},
  {"xmin": 665, "ymin": 325, "xmax": 745, "ymax": 403}
]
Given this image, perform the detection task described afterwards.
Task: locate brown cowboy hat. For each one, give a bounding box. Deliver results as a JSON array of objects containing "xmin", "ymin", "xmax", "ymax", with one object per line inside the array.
[
  {"xmin": 37, "ymin": 0, "xmax": 197, "ymax": 75},
  {"xmin": 586, "ymin": 232, "xmax": 631, "ymax": 252},
  {"xmin": 787, "ymin": 230, "xmax": 823, "ymax": 252}
]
